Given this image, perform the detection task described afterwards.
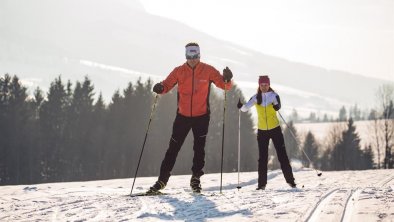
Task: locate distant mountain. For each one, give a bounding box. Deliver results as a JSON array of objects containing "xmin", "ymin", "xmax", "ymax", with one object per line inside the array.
[{"xmin": 0, "ymin": 0, "xmax": 390, "ymax": 116}]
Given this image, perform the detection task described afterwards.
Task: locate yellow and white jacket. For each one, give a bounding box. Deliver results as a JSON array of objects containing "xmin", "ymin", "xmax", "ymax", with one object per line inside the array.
[{"xmin": 240, "ymin": 91, "xmax": 281, "ymax": 130}]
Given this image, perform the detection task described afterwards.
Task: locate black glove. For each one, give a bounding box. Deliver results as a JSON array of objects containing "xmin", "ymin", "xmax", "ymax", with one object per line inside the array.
[
  {"xmin": 153, "ymin": 83, "xmax": 164, "ymax": 94},
  {"xmin": 273, "ymin": 95, "xmax": 281, "ymax": 111},
  {"xmin": 223, "ymin": 66, "xmax": 233, "ymax": 83},
  {"xmin": 237, "ymin": 98, "xmax": 243, "ymax": 109}
]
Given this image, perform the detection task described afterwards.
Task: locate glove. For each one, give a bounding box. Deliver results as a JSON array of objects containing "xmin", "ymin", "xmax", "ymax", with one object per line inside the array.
[
  {"xmin": 273, "ymin": 95, "xmax": 281, "ymax": 111},
  {"xmin": 153, "ymin": 83, "xmax": 164, "ymax": 94},
  {"xmin": 223, "ymin": 66, "xmax": 233, "ymax": 83},
  {"xmin": 237, "ymin": 98, "xmax": 243, "ymax": 109}
]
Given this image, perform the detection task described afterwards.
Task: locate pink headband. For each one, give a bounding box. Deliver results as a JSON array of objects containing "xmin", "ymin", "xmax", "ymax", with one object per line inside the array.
[{"xmin": 259, "ymin": 75, "xmax": 270, "ymax": 85}]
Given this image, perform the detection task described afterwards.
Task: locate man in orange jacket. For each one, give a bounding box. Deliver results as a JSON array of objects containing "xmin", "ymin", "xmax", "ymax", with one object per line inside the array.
[{"xmin": 148, "ymin": 42, "xmax": 233, "ymax": 193}]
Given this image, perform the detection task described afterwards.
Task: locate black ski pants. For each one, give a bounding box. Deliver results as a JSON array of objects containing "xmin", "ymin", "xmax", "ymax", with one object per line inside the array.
[
  {"xmin": 158, "ymin": 113, "xmax": 210, "ymax": 184},
  {"xmin": 257, "ymin": 126, "xmax": 295, "ymax": 186}
]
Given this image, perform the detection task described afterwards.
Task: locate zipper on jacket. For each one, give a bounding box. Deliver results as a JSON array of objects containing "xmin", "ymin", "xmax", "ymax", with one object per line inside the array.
[
  {"xmin": 191, "ymin": 67, "xmax": 195, "ymax": 116},
  {"xmin": 264, "ymin": 93, "xmax": 269, "ymax": 130}
]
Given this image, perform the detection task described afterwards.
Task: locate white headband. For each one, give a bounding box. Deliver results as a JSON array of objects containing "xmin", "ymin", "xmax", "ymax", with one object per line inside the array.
[{"xmin": 185, "ymin": 45, "xmax": 200, "ymax": 59}]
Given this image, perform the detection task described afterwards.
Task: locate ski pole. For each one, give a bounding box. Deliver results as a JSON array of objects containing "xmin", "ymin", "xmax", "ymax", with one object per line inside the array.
[
  {"xmin": 220, "ymin": 83, "xmax": 228, "ymax": 194},
  {"xmin": 277, "ymin": 111, "xmax": 322, "ymax": 177},
  {"xmin": 130, "ymin": 94, "xmax": 159, "ymax": 195},
  {"xmin": 237, "ymin": 109, "xmax": 242, "ymax": 190}
]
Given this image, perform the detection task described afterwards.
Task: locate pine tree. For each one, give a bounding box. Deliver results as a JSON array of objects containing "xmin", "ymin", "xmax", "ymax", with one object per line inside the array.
[
  {"xmin": 28, "ymin": 87, "xmax": 45, "ymax": 183},
  {"xmin": 330, "ymin": 118, "xmax": 363, "ymax": 170},
  {"xmin": 349, "ymin": 104, "xmax": 361, "ymax": 121},
  {"xmin": 0, "ymin": 75, "xmax": 31, "ymax": 184},
  {"xmin": 33, "ymin": 87, "xmax": 44, "ymax": 118},
  {"xmin": 361, "ymin": 145, "xmax": 375, "ymax": 169},
  {"xmin": 302, "ymin": 131, "xmax": 319, "ymax": 168},
  {"xmin": 339, "ymin": 106, "xmax": 347, "ymax": 122},
  {"xmin": 91, "ymin": 93, "xmax": 107, "ymax": 178},
  {"xmin": 39, "ymin": 76, "xmax": 70, "ymax": 182},
  {"xmin": 66, "ymin": 76, "xmax": 95, "ymax": 180},
  {"xmin": 125, "ymin": 79, "xmax": 155, "ymax": 177},
  {"xmin": 0, "ymin": 74, "xmax": 11, "ymax": 184},
  {"xmin": 121, "ymin": 82, "xmax": 142, "ymax": 177},
  {"xmin": 308, "ymin": 112, "xmax": 317, "ymax": 122}
]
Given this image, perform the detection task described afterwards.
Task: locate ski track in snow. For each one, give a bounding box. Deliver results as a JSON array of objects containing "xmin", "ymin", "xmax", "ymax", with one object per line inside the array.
[
  {"xmin": 304, "ymin": 188, "xmax": 356, "ymax": 221},
  {"xmin": 1, "ymin": 169, "xmax": 394, "ymax": 221},
  {"xmin": 305, "ymin": 173, "xmax": 394, "ymax": 222}
]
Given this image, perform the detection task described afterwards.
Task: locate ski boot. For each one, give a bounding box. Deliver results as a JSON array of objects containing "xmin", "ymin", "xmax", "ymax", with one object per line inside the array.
[
  {"xmin": 256, "ymin": 185, "xmax": 266, "ymax": 190},
  {"xmin": 146, "ymin": 180, "xmax": 166, "ymax": 194},
  {"xmin": 190, "ymin": 175, "xmax": 202, "ymax": 193},
  {"xmin": 288, "ymin": 181, "xmax": 297, "ymax": 188}
]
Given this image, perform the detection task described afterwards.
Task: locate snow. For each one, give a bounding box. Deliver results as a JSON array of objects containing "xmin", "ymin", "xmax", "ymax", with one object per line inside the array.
[{"xmin": 1, "ymin": 169, "xmax": 393, "ymax": 221}]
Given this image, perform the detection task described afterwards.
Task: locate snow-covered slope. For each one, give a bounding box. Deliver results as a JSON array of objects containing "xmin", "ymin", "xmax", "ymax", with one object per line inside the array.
[{"xmin": 1, "ymin": 169, "xmax": 393, "ymax": 221}]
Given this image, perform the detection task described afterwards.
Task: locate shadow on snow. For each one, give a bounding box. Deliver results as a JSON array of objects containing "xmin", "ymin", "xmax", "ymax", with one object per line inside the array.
[{"xmin": 137, "ymin": 194, "xmax": 252, "ymax": 221}]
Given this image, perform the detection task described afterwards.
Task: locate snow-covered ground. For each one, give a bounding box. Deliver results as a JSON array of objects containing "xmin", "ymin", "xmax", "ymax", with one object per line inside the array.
[{"xmin": 1, "ymin": 169, "xmax": 393, "ymax": 221}]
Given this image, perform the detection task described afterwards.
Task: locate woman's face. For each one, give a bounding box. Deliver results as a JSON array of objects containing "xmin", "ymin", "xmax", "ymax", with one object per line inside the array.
[{"xmin": 259, "ymin": 83, "xmax": 270, "ymax": 93}]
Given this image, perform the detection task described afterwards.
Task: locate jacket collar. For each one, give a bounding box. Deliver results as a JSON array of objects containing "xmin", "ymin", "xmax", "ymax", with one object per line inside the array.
[{"xmin": 185, "ymin": 61, "xmax": 201, "ymax": 70}]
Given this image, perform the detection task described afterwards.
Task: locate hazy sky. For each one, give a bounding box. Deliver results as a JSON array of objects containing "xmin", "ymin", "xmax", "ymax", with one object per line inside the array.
[{"xmin": 141, "ymin": 0, "xmax": 394, "ymax": 81}]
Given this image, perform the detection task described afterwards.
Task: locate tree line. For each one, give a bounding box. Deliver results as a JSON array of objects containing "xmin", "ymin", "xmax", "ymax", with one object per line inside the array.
[
  {"xmin": 0, "ymin": 74, "xmax": 258, "ymax": 185},
  {"xmin": 272, "ymin": 116, "xmax": 393, "ymax": 171},
  {"xmin": 277, "ymin": 84, "xmax": 394, "ymax": 171},
  {"xmin": 1, "ymin": 74, "xmax": 391, "ymax": 185},
  {"xmin": 289, "ymin": 95, "xmax": 394, "ymax": 124}
]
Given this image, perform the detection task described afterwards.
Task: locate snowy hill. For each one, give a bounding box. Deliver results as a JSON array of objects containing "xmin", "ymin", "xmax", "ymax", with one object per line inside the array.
[
  {"xmin": 0, "ymin": 0, "xmax": 390, "ymax": 117},
  {"xmin": 2, "ymin": 169, "xmax": 393, "ymax": 221}
]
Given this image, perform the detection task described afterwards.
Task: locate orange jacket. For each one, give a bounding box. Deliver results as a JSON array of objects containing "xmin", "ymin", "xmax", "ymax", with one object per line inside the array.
[{"xmin": 161, "ymin": 62, "xmax": 232, "ymax": 117}]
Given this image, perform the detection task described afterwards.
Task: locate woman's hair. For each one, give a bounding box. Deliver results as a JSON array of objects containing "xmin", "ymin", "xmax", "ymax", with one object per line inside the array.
[
  {"xmin": 256, "ymin": 88, "xmax": 262, "ymax": 105},
  {"xmin": 256, "ymin": 87, "xmax": 274, "ymax": 105}
]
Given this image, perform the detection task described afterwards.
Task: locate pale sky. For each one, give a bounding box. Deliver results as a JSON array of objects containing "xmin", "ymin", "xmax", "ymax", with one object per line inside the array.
[{"xmin": 141, "ymin": 0, "xmax": 394, "ymax": 81}]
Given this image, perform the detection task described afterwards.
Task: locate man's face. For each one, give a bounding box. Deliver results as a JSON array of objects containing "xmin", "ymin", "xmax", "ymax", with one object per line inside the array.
[
  {"xmin": 185, "ymin": 45, "xmax": 200, "ymax": 67},
  {"xmin": 187, "ymin": 58, "xmax": 200, "ymax": 68}
]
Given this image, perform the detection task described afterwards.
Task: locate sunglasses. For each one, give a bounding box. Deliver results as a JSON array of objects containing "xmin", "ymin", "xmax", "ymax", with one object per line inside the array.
[{"xmin": 186, "ymin": 54, "xmax": 200, "ymax": 60}]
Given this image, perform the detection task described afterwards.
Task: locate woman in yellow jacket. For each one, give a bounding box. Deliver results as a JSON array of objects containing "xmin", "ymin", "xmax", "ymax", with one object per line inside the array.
[{"xmin": 237, "ymin": 75, "xmax": 296, "ymax": 190}]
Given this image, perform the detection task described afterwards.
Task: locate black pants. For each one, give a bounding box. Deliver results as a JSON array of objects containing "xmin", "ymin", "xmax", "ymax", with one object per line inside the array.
[
  {"xmin": 158, "ymin": 113, "xmax": 210, "ymax": 184},
  {"xmin": 257, "ymin": 126, "xmax": 295, "ymax": 186}
]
